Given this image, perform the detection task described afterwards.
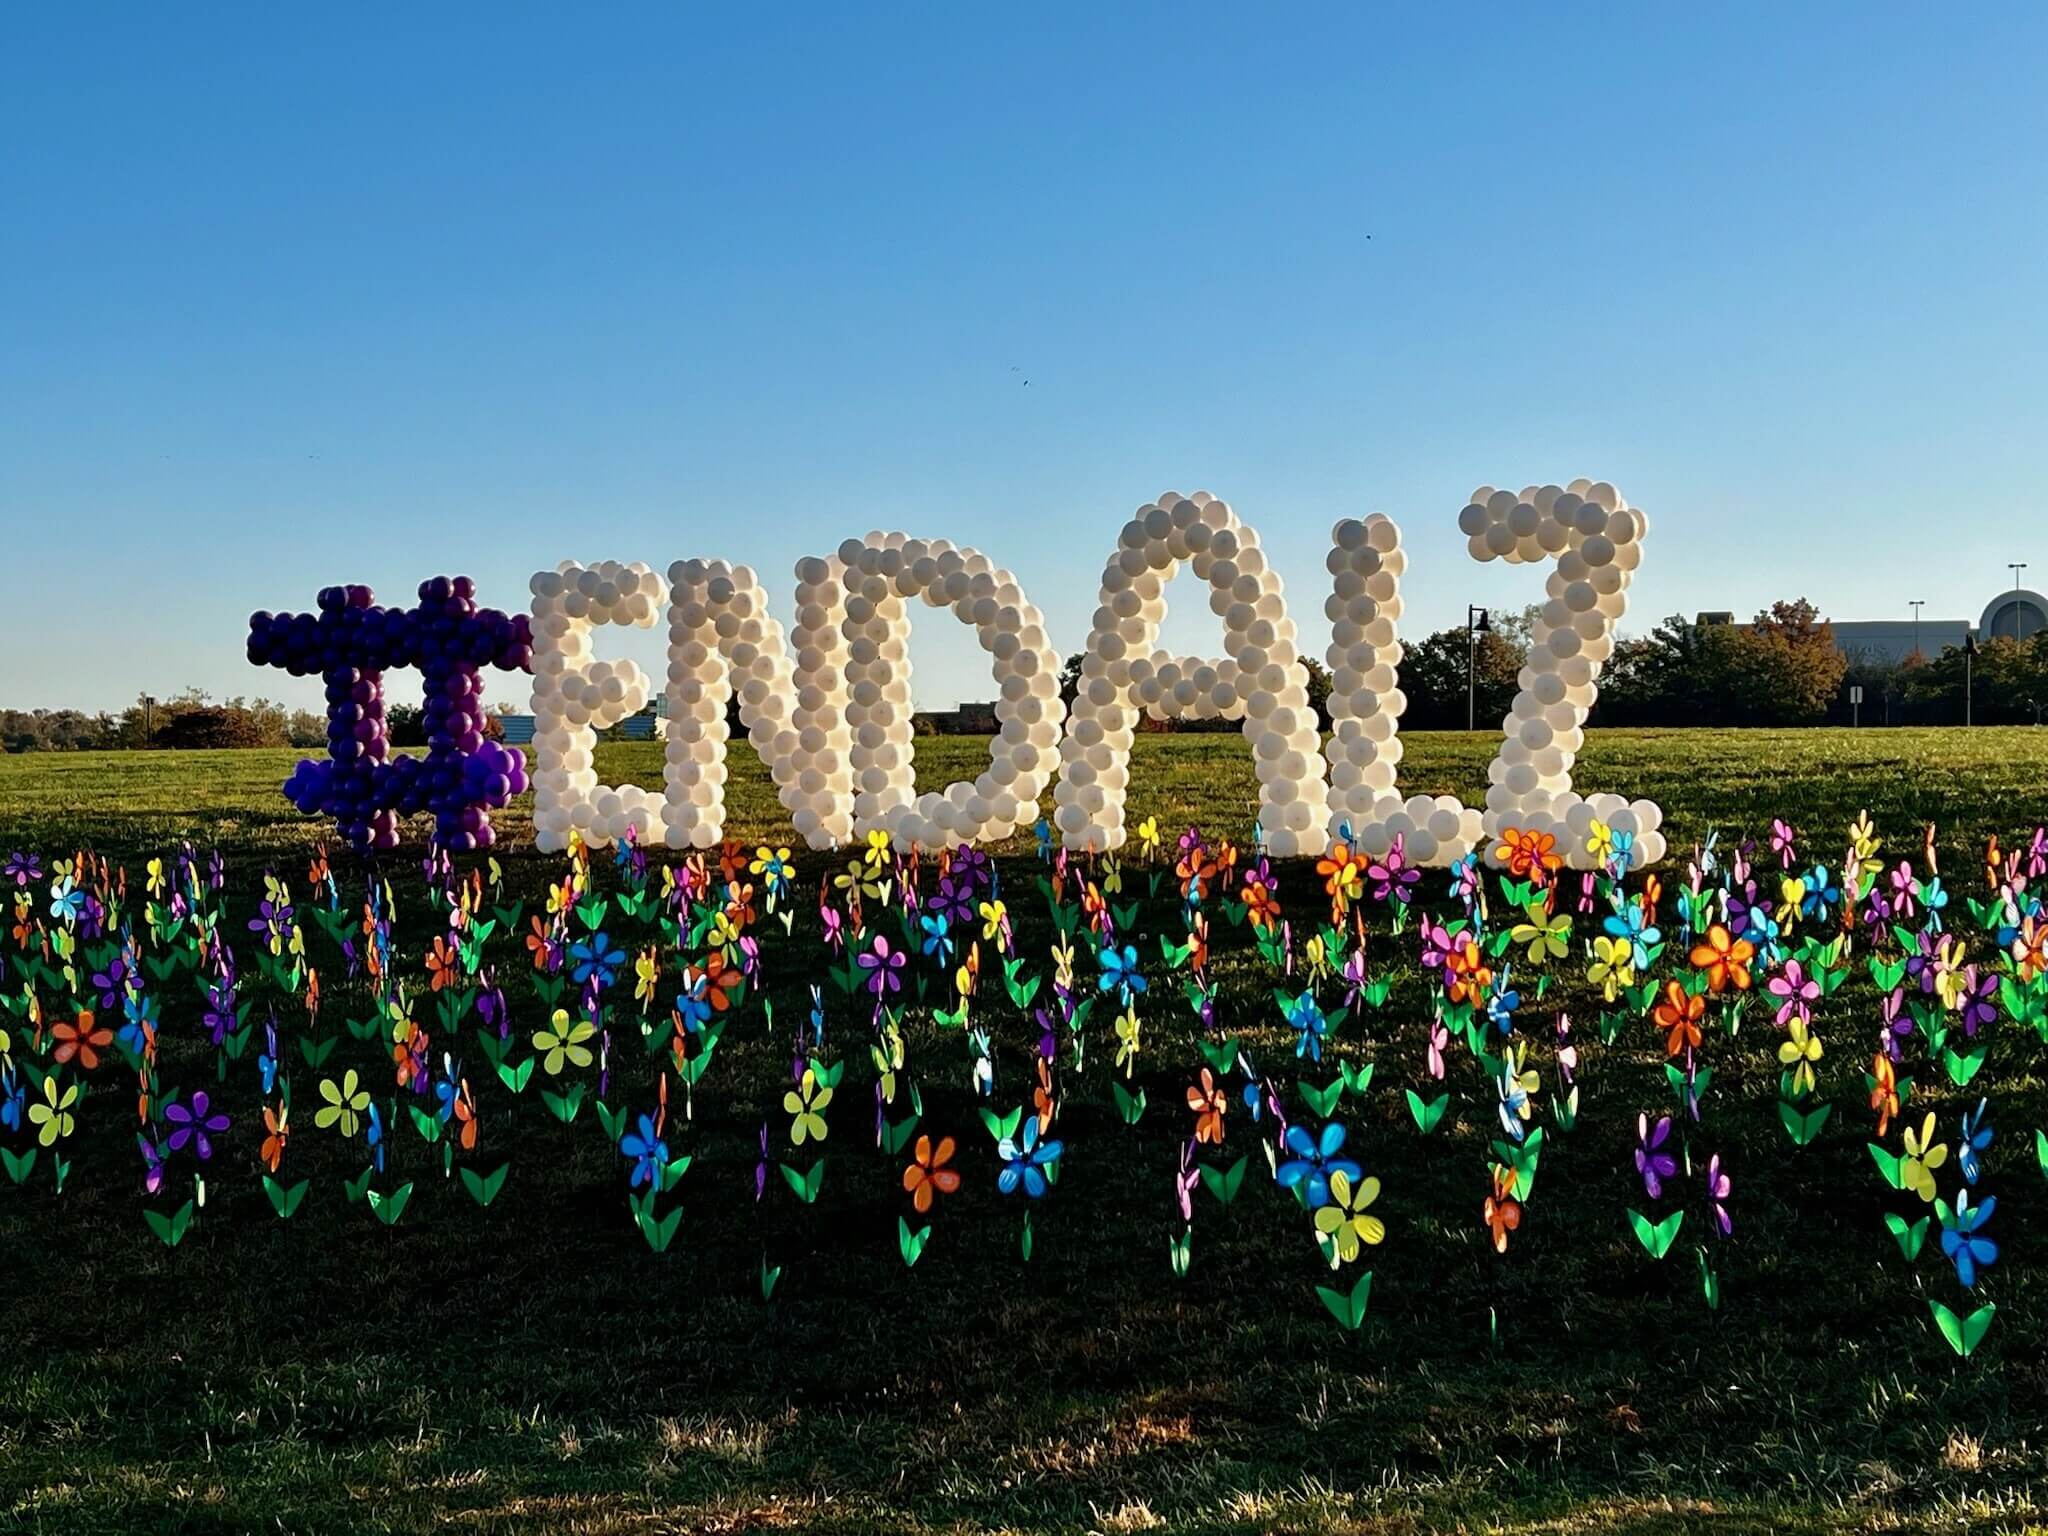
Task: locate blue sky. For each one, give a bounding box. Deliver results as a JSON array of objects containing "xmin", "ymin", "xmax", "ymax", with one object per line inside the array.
[{"xmin": 4, "ymin": 5, "xmax": 2045, "ymax": 715}]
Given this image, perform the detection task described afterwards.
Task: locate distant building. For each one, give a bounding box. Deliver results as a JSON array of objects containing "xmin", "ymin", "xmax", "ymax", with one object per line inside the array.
[
  {"xmin": 923, "ymin": 701, "xmax": 999, "ymax": 734},
  {"xmin": 1832, "ymin": 589, "xmax": 2047, "ymax": 665},
  {"xmin": 1696, "ymin": 588, "xmax": 2048, "ymax": 667}
]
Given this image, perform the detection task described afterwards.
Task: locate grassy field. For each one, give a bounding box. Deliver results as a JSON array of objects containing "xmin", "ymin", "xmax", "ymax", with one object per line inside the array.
[{"xmin": 2, "ymin": 729, "xmax": 2048, "ymax": 1534}]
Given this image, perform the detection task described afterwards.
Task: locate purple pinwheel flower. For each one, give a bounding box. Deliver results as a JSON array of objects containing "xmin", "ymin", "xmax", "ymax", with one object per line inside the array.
[
  {"xmin": 926, "ymin": 876, "xmax": 975, "ymax": 928},
  {"xmin": 857, "ymin": 933, "xmax": 906, "ymax": 997},
  {"xmin": 90, "ymin": 956, "xmax": 130, "ymax": 1012},
  {"xmin": 1705, "ymin": 1153, "xmax": 1732, "ymax": 1237},
  {"xmin": 1367, "ymin": 836, "xmax": 1421, "ymax": 906},
  {"xmin": 164, "ymin": 1090, "xmax": 232, "ymax": 1161},
  {"xmin": 753, "ymin": 1122, "xmax": 769, "ymax": 1203},
  {"xmin": 1880, "ymin": 987, "xmax": 1912, "ymax": 1062},
  {"xmin": 3, "ymin": 851, "xmax": 41, "ymax": 887},
  {"xmin": 1634, "ymin": 1113, "xmax": 1677, "ymax": 1200},
  {"xmin": 1959, "ymin": 966, "xmax": 1999, "ymax": 1038},
  {"xmin": 136, "ymin": 1132, "xmax": 166, "ymax": 1196},
  {"xmin": 1764, "ymin": 960, "xmax": 1819, "ymax": 1028}
]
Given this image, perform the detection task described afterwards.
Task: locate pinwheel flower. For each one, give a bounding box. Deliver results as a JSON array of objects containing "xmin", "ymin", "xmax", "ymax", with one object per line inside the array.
[{"xmin": 164, "ymin": 1089, "xmax": 231, "ymax": 1161}]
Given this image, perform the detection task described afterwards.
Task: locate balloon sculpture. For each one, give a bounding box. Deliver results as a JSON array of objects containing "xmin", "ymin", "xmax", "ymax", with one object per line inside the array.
[{"xmin": 247, "ymin": 578, "xmax": 533, "ymax": 851}]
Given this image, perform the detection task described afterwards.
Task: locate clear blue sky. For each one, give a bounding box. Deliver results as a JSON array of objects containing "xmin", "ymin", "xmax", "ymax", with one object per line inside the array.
[{"xmin": 5, "ymin": 5, "xmax": 2045, "ymax": 715}]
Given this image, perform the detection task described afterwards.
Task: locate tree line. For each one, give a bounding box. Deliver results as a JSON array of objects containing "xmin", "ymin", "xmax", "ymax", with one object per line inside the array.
[
  {"xmin": 0, "ymin": 690, "xmax": 514, "ymax": 753},
  {"xmin": 1058, "ymin": 597, "xmax": 2043, "ymax": 732}
]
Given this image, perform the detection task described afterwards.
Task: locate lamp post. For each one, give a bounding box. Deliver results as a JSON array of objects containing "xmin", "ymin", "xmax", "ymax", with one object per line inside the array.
[
  {"xmin": 1908, "ymin": 599, "xmax": 1925, "ymax": 662},
  {"xmin": 2009, "ymin": 563, "xmax": 2029, "ymax": 640},
  {"xmin": 1466, "ymin": 606, "xmax": 1491, "ymax": 732},
  {"xmin": 1965, "ymin": 634, "xmax": 1977, "ymax": 726}
]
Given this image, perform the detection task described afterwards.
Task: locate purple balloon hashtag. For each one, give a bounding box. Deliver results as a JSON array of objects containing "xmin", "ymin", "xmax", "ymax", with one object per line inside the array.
[{"xmin": 247, "ymin": 577, "xmax": 534, "ymax": 851}]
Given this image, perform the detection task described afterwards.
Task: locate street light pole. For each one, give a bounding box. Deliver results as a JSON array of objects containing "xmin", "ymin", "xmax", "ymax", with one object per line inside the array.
[
  {"xmin": 1965, "ymin": 634, "xmax": 1977, "ymax": 726},
  {"xmin": 2009, "ymin": 563, "xmax": 2029, "ymax": 640},
  {"xmin": 1466, "ymin": 606, "xmax": 1490, "ymax": 732},
  {"xmin": 1908, "ymin": 599, "xmax": 1925, "ymax": 662}
]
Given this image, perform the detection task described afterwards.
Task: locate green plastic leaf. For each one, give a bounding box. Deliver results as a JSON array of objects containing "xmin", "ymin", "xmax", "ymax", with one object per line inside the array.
[
  {"xmin": 1696, "ymin": 1247, "xmax": 1720, "ymax": 1310},
  {"xmin": 1299, "ymin": 1078, "xmax": 1343, "ymax": 1117},
  {"xmin": 637, "ymin": 1202, "xmax": 683, "ymax": 1253},
  {"xmin": 367, "ymin": 1182, "xmax": 414, "ymax": 1226},
  {"xmin": 1867, "ymin": 1143, "xmax": 1905, "ymax": 1189},
  {"xmin": 460, "ymin": 1162, "xmax": 510, "ymax": 1207},
  {"xmin": 144, "ymin": 1198, "xmax": 195, "ymax": 1248},
  {"xmin": 759, "ymin": 1255, "xmax": 782, "ymax": 1300},
  {"xmin": 1929, "ymin": 1298, "xmax": 1996, "ymax": 1357},
  {"xmin": 495, "ymin": 1056, "xmax": 536, "ymax": 1095},
  {"xmin": 898, "ymin": 1215, "xmax": 930, "ymax": 1267},
  {"xmin": 1198, "ymin": 1154, "xmax": 1249, "ymax": 1207},
  {"xmin": 262, "ymin": 1175, "xmax": 310, "ymax": 1219},
  {"xmin": 1406, "ymin": 1089, "xmax": 1448, "ymax": 1133},
  {"xmin": 1884, "ymin": 1210, "xmax": 1928, "ymax": 1260},
  {"xmin": 1315, "ymin": 1269, "xmax": 1373, "ymax": 1330},
  {"xmin": 1111, "ymin": 1080, "xmax": 1147, "ymax": 1125},
  {"xmin": 1627, "ymin": 1207, "xmax": 1684, "ymax": 1259},
  {"xmin": 1777, "ymin": 1100, "xmax": 1831, "ymax": 1146}
]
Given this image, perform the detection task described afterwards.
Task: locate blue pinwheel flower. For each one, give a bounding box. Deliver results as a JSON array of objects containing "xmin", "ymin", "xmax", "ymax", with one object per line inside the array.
[
  {"xmin": 1799, "ymin": 864, "xmax": 1840, "ymax": 921},
  {"xmin": 1957, "ymin": 1099, "xmax": 1993, "ymax": 1186},
  {"xmin": 919, "ymin": 913, "xmax": 954, "ymax": 965},
  {"xmin": 619, "ymin": 1113, "xmax": 670, "ymax": 1189},
  {"xmin": 996, "ymin": 1116, "xmax": 1064, "ymax": 1198},
  {"xmin": 0, "ymin": 1067, "xmax": 23, "ymax": 1133},
  {"xmin": 1486, "ymin": 972, "xmax": 1521, "ymax": 1037},
  {"xmin": 1285, "ymin": 992, "xmax": 1329, "ymax": 1062},
  {"xmin": 1940, "ymin": 1190, "xmax": 1998, "ymax": 1288},
  {"xmin": 1099, "ymin": 944, "xmax": 1146, "ymax": 998},
  {"xmin": 1602, "ymin": 905, "xmax": 1660, "ymax": 969},
  {"xmin": 568, "ymin": 932, "xmax": 625, "ymax": 988},
  {"xmin": 1276, "ymin": 1120, "xmax": 1362, "ymax": 1210}
]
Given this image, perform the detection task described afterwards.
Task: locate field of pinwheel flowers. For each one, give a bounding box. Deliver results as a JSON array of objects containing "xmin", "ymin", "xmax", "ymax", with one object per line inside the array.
[{"xmin": 3, "ymin": 728, "xmax": 2048, "ymax": 1536}]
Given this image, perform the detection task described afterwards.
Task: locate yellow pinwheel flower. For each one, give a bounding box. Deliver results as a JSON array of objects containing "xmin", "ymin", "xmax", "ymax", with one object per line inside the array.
[
  {"xmin": 315, "ymin": 1069, "xmax": 370, "ymax": 1139},
  {"xmin": 784, "ymin": 1067, "xmax": 833, "ymax": 1145},
  {"xmin": 1114, "ymin": 1005, "xmax": 1141, "ymax": 1076},
  {"xmin": 1778, "ymin": 1018, "xmax": 1822, "ymax": 1097},
  {"xmin": 533, "ymin": 1010, "xmax": 597, "ymax": 1075},
  {"xmin": 29, "ymin": 1076, "xmax": 78, "ymax": 1146},
  {"xmin": 1136, "ymin": 817, "xmax": 1161, "ymax": 858},
  {"xmin": 1313, "ymin": 1169, "xmax": 1386, "ymax": 1263},
  {"xmin": 1901, "ymin": 1112, "xmax": 1949, "ymax": 1203},
  {"xmin": 1511, "ymin": 901, "xmax": 1571, "ymax": 965},
  {"xmin": 1587, "ymin": 935, "xmax": 1634, "ymax": 1002}
]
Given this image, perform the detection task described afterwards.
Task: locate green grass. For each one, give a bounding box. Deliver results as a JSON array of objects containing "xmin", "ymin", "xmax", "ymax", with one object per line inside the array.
[{"xmin": 2, "ymin": 729, "xmax": 2047, "ymax": 1534}]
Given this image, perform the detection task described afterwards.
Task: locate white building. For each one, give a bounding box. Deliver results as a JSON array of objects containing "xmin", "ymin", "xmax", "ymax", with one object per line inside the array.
[{"xmin": 1831, "ymin": 589, "xmax": 2047, "ymax": 665}]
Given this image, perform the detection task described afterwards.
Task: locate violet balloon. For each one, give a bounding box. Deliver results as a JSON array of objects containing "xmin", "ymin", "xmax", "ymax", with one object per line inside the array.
[{"xmin": 248, "ymin": 579, "xmax": 533, "ymax": 851}]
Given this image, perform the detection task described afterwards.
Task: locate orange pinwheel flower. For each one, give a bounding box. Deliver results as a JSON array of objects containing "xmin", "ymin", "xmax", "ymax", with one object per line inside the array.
[
  {"xmin": 1869, "ymin": 1051, "xmax": 1899, "ymax": 1137},
  {"xmin": 53, "ymin": 1010, "xmax": 113, "ymax": 1071},
  {"xmin": 260, "ymin": 1102, "xmax": 289, "ymax": 1172},
  {"xmin": 525, "ymin": 916, "xmax": 555, "ymax": 970},
  {"xmin": 452, "ymin": 1079, "xmax": 478, "ymax": 1151},
  {"xmin": 424, "ymin": 936, "xmax": 458, "ymax": 991},
  {"xmin": 1652, "ymin": 980, "xmax": 1704, "ymax": 1057},
  {"xmin": 1034, "ymin": 1056, "xmax": 1056, "ymax": 1132},
  {"xmin": 1186, "ymin": 1067, "xmax": 1227, "ymax": 1145},
  {"xmin": 702, "ymin": 952, "xmax": 739, "ymax": 1013},
  {"xmin": 2017, "ymin": 917, "xmax": 2048, "ymax": 982},
  {"xmin": 1688, "ymin": 924, "xmax": 1754, "ymax": 994},
  {"xmin": 1483, "ymin": 1165, "xmax": 1521, "ymax": 1254},
  {"xmin": 1317, "ymin": 844, "xmax": 1362, "ymax": 907},
  {"xmin": 1497, "ymin": 827, "xmax": 1563, "ymax": 880},
  {"xmin": 903, "ymin": 1134, "xmax": 961, "ymax": 1213},
  {"xmin": 1444, "ymin": 940, "xmax": 1493, "ymax": 1005},
  {"xmin": 1242, "ymin": 877, "xmax": 1282, "ymax": 932}
]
